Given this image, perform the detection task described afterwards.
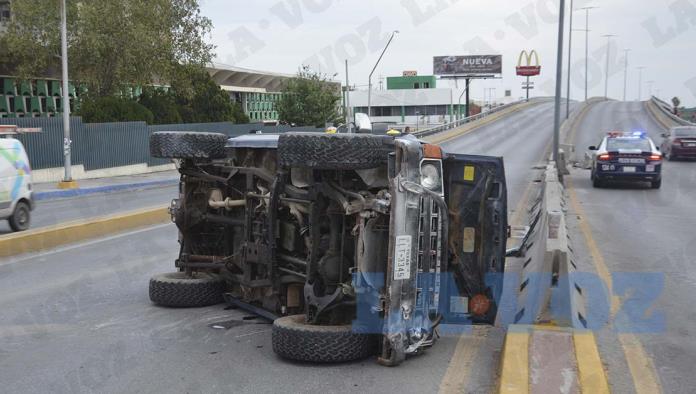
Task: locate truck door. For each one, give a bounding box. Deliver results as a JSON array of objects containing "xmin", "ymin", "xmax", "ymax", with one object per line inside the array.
[{"xmin": 443, "ymin": 153, "xmax": 508, "ymax": 324}]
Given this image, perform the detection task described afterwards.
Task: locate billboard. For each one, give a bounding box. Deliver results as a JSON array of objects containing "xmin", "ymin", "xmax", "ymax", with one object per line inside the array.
[
  {"xmin": 433, "ymin": 55, "xmax": 502, "ymax": 75},
  {"xmin": 516, "ymin": 50, "xmax": 541, "ymax": 76}
]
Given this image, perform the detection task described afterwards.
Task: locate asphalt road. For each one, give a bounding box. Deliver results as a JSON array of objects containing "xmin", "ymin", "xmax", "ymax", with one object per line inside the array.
[
  {"xmin": 568, "ymin": 100, "xmax": 696, "ymax": 393},
  {"xmin": 0, "ymin": 184, "xmax": 177, "ymax": 235},
  {"xmin": 0, "ymin": 101, "xmax": 565, "ymax": 393}
]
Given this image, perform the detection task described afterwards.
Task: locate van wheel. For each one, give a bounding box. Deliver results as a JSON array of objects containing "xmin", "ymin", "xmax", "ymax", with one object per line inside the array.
[{"xmin": 9, "ymin": 201, "xmax": 30, "ymax": 232}]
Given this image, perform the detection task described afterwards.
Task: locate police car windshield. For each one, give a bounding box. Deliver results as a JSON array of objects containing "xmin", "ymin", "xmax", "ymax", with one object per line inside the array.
[{"xmin": 605, "ymin": 138, "xmax": 651, "ymax": 151}]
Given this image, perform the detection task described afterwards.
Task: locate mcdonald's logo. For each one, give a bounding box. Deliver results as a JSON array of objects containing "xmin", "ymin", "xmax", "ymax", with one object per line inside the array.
[{"xmin": 516, "ymin": 50, "xmax": 541, "ymax": 76}]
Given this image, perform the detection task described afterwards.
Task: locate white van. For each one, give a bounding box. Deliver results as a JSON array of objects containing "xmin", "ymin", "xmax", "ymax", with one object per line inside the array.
[{"xmin": 0, "ymin": 128, "xmax": 36, "ymax": 232}]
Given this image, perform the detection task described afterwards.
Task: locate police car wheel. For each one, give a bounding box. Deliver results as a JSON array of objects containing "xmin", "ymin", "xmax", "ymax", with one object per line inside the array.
[
  {"xmin": 651, "ymin": 179, "xmax": 662, "ymax": 189},
  {"xmin": 8, "ymin": 201, "xmax": 30, "ymax": 232},
  {"xmin": 592, "ymin": 176, "xmax": 603, "ymax": 188}
]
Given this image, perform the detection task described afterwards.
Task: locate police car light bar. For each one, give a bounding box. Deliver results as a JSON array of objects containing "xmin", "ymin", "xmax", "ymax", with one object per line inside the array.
[{"xmin": 0, "ymin": 125, "xmax": 43, "ymax": 135}]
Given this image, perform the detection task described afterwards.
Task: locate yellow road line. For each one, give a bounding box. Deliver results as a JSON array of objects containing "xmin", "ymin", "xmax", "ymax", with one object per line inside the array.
[
  {"xmin": 438, "ymin": 326, "xmax": 487, "ymax": 394},
  {"xmin": 438, "ymin": 102, "xmax": 546, "ymax": 392},
  {"xmin": 499, "ymin": 328, "xmax": 529, "ymax": 394},
  {"xmin": 574, "ymin": 331, "xmax": 610, "ymax": 394},
  {"xmin": 0, "ymin": 206, "xmax": 170, "ymax": 257},
  {"xmin": 565, "ymin": 113, "xmax": 662, "ymax": 393}
]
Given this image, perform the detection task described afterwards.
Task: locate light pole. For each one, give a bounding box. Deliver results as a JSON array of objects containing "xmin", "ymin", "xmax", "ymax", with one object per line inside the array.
[
  {"xmin": 565, "ymin": 0, "xmax": 574, "ymax": 118},
  {"xmin": 647, "ymin": 80, "xmax": 655, "ymax": 97},
  {"xmin": 636, "ymin": 66, "xmax": 646, "ymax": 100},
  {"xmin": 344, "ymin": 60, "xmax": 352, "ymax": 133},
  {"xmin": 622, "ymin": 49, "xmax": 630, "ymax": 101},
  {"xmin": 553, "ymin": 0, "xmax": 566, "ymax": 164},
  {"xmin": 578, "ymin": 6, "xmax": 598, "ymax": 101},
  {"xmin": 367, "ymin": 30, "xmax": 398, "ymax": 117},
  {"xmin": 59, "ymin": 0, "xmax": 75, "ymax": 188},
  {"xmin": 601, "ymin": 34, "xmax": 617, "ymax": 100}
]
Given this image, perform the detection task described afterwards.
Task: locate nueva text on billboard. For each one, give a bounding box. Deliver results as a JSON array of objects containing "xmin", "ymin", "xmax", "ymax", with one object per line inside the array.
[{"xmin": 433, "ymin": 55, "xmax": 503, "ymax": 76}]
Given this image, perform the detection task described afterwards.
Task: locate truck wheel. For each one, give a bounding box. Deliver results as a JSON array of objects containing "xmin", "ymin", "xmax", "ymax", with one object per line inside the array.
[
  {"xmin": 272, "ymin": 315, "xmax": 377, "ymax": 363},
  {"xmin": 150, "ymin": 131, "xmax": 228, "ymax": 159},
  {"xmin": 278, "ymin": 133, "xmax": 393, "ymax": 170},
  {"xmin": 8, "ymin": 201, "xmax": 30, "ymax": 232},
  {"xmin": 149, "ymin": 272, "xmax": 225, "ymax": 307}
]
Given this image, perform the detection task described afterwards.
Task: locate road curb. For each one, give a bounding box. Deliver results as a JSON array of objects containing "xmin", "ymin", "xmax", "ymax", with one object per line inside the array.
[
  {"xmin": 33, "ymin": 178, "xmax": 178, "ymax": 201},
  {"xmin": 498, "ymin": 325, "xmax": 609, "ymax": 394},
  {"xmin": 0, "ymin": 206, "xmax": 170, "ymax": 257}
]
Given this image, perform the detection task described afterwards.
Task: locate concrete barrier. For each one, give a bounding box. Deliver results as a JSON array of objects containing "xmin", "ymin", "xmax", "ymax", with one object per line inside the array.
[
  {"xmin": 512, "ymin": 161, "xmax": 587, "ymax": 327},
  {"xmin": 0, "ymin": 206, "xmax": 170, "ymax": 258}
]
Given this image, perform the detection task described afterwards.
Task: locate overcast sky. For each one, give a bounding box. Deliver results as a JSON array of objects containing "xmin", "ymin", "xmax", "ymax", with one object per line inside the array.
[{"xmin": 200, "ymin": 0, "xmax": 696, "ymax": 106}]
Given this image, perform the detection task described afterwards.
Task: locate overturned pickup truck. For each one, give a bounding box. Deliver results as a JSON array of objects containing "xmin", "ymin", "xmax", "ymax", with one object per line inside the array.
[{"xmin": 148, "ymin": 129, "xmax": 507, "ymax": 366}]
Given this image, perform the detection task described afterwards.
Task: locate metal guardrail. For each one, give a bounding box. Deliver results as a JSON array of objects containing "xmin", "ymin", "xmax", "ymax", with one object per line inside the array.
[
  {"xmin": 412, "ymin": 98, "xmax": 544, "ymax": 138},
  {"xmin": 650, "ymin": 96, "xmax": 695, "ymax": 126}
]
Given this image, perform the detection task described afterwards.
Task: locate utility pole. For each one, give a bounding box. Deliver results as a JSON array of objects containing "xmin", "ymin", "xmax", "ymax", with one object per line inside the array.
[
  {"xmin": 647, "ymin": 80, "xmax": 655, "ymax": 97},
  {"xmin": 59, "ymin": 0, "xmax": 76, "ymax": 189},
  {"xmin": 636, "ymin": 66, "xmax": 646, "ymax": 101},
  {"xmin": 345, "ymin": 60, "xmax": 352, "ymax": 133},
  {"xmin": 368, "ymin": 30, "xmax": 398, "ymax": 117},
  {"xmin": 622, "ymin": 49, "xmax": 630, "ymax": 101},
  {"xmin": 602, "ymin": 34, "xmax": 617, "ymax": 100},
  {"xmin": 565, "ymin": 0, "xmax": 574, "ymax": 118},
  {"xmin": 553, "ymin": 0, "xmax": 566, "ymax": 164},
  {"xmin": 578, "ymin": 6, "xmax": 598, "ymax": 101}
]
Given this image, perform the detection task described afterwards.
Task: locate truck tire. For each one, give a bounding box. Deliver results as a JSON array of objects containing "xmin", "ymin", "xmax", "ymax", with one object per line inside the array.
[
  {"xmin": 8, "ymin": 201, "xmax": 30, "ymax": 232},
  {"xmin": 278, "ymin": 133, "xmax": 393, "ymax": 170},
  {"xmin": 150, "ymin": 131, "xmax": 228, "ymax": 159},
  {"xmin": 149, "ymin": 272, "xmax": 225, "ymax": 307},
  {"xmin": 272, "ymin": 315, "xmax": 377, "ymax": 363}
]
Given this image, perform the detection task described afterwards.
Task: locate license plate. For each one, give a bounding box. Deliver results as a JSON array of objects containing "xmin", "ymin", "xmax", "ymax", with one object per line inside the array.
[
  {"xmin": 618, "ymin": 158, "xmax": 644, "ymax": 164},
  {"xmin": 623, "ymin": 166, "xmax": 636, "ymax": 173},
  {"xmin": 394, "ymin": 235, "xmax": 412, "ymax": 280},
  {"xmin": 646, "ymin": 165, "xmax": 655, "ymax": 172},
  {"xmin": 687, "ymin": 143, "xmax": 696, "ymax": 147}
]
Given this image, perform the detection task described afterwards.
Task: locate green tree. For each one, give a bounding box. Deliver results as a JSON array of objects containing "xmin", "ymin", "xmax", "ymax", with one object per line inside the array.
[
  {"xmin": 138, "ymin": 89, "xmax": 182, "ymax": 124},
  {"xmin": 80, "ymin": 97, "xmax": 154, "ymax": 123},
  {"xmin": 672, "ymin": 97, "xmax": 681, "ymax": 115},
  {"xmin": 169, "ymin": 66, "xmax": 249, "ymax": 124},
  {"xmin": 277, "ymin": 66, "xmax": 342, "ymax": 127},
  {"xmin": 0, "ymin": 0, "xmax": 214, "ymax": 97}
]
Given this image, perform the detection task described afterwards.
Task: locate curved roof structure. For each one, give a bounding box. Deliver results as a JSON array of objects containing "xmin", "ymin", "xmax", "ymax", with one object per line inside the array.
[{"xmin": 207, "ymin": 62, "xmax": 295, "ymax": 93}]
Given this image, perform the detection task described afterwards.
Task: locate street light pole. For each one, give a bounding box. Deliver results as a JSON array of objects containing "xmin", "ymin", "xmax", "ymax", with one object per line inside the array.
[
  {"xmin": 345, "ymin": 59, "xmax": 352, "ymax": 133},
  {"xmin": 647, "ymin": 80, "xmax": 655, "ymax": 97},
  {"xmin": 367, "ymin": 30, "xmax": 398, "ymax": 118},
  {"xmin": 565, "ymin": 0, "xmax": 574, "ymax": 119},
  {"xmin": 59, "ymin": 0, "xmax": 75, "ymax": 188},
  {"xmin": 553, "ymin": 0, "xmax": 566, "ymax": 164},
  {"xmin": 602, "ymin": 34, "xmax": 617, "ymax": 100},
  {"xmin": 636, "ymin": 66, "xmax": 645, "ymax": 100},
  {"xmin": 622, "ymin": 49, "xmax": 630, "ymax": 101},
  {"xmin": 578, "ymin": 6, "xmax": 597, "ymax": 101}
]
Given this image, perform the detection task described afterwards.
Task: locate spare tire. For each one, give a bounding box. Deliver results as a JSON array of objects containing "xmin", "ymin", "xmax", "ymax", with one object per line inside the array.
[
  {"xmin": 149, "ymin": 272, "xmax": 225, "ymax": 307},
  {"xmin": 272, "ymin": 315, "xmax": 377, "ymax": 363},
  {"xmin": 150, "ymin": 131, "xmax": 228, "ymax": 159},
  {"xmin": 278, "ymin": 133, "xmax": 393, "ymax": 170}
]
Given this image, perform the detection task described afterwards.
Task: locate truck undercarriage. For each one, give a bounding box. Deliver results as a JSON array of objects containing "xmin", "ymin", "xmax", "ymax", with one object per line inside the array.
[{"xmin": 148, "ymin": 130, "xmax": 507, "ymax": 365}]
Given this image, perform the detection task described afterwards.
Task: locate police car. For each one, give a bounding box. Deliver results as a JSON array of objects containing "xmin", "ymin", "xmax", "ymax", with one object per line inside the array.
[{"xmin": 589, "ymin": 131, "xmax": 662, "ymax": 189}]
